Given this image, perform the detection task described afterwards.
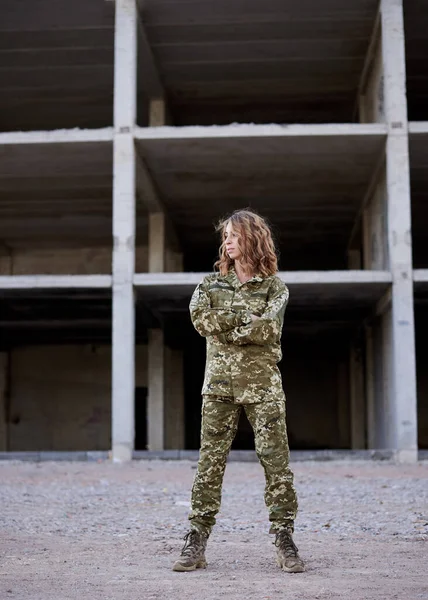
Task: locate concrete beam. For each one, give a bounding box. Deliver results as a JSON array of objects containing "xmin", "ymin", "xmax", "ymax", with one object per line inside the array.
[
  {"xmin": 0, "ymin": 275, "xmax": 112, "ymax": 289},
  {"xmin": 408, "ymin": 122, "xmax": 428, "ymax": 134},
  {"xmin": 111, "ymin": 0, "xmax": 137, "ymax": 463},
  {"xmin": 134, "ymin": 123, "xmax": 388, "ymax": 141},
  {"xmin": 381, "ymin": 0, "xmax": 417, "ymax": 463},
  {"xmin": 0, "ymin": 128, "xmax": 114, "ymax": 145},
  {"xmin": 134, "ymin": 270, "xmax": 393, "ymax": 287},
  {"xmin": 414, "ymin": 270, "xmax": 428, "ymax": 282}
]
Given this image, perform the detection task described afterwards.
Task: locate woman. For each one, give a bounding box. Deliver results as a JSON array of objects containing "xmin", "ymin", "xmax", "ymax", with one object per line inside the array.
[{"xmin": 173, "ymin": 209, "xmax": 305, "ymax": 573}]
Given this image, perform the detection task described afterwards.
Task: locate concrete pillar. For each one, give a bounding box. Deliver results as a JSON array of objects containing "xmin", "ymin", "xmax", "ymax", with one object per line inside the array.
[
  {"xmin": 166, "ymin": 249, "xmax": 184, "ymax": 272},
  {"xmin": 165, "ymin": 347, "xmax": 185, "ymax": 450},
  {"xmin": 365, "ymin": 325, "xmax": 377, "ymax": 449},
  {"xmin": 148, "ymin": 212, "xmax": 166, "ymax": 273},
  {"xmin": 147, "ymin": 209, "xmax": 166, "ymax": 450},
  {"xmin": 337, "ymin": 359, "xmax": 350, "ymax": 448},
  {"xmin": 147, "ymin": 210, "xmax": 184, "ymax": 450},
  {"xmin": 362, "ymin": 174, "xmax": 388, "ymax": 271},
  {"xmin": 347, "ymin": 250, "xmax": 361, "ymax": 270},
  {"xmin": 350, "ymin": 341, "xmax": 366, "ymax": 448},
  {"xmin": 111, "ymin": 0, "xmax": 137, "ymax": 462},
  {"xmin": 149, "ymin": 99, "xmax": 167, "ymax": 127},
  {"xmin": 147, "ymin": 328, "xmax": 165, "ymax": 450},
  {"xmin": 0, "ymin": 353, "xmax": 9, "ymax": 451},
  {"xmin": 381, "ymin": 0, "xmax": 418, "ymax": 462}
]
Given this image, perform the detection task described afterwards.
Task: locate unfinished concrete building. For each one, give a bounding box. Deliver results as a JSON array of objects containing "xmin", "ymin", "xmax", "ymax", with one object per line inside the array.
[{"xmin": 0, "ymin": 0, "xmax": 426, "ymax": 462}]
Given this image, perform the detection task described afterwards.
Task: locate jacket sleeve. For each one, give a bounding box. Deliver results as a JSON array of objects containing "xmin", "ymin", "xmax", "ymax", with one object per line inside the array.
[
  {"xmin": 189, "ymin": 278, "xmax": 253, "ymax": 337},
  {"xmin": 221, "ymin": 279, "xmax": 289, "ymax": 346}
]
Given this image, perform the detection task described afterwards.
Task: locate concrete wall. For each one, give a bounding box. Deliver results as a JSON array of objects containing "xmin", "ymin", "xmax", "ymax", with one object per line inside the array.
[{"xmin": 4, "ymin": 345, "xmax": 148, "ymax": 451}]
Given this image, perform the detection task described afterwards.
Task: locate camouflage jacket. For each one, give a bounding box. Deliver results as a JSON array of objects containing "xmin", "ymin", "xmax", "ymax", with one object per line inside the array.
[{"xmin": 189, "ymin": 267, "xmax": 289, "ymax": 404}]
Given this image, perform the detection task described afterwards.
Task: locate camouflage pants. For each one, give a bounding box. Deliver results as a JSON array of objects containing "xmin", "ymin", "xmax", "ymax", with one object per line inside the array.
[{"xmin": 189, "ymin": 395, "xmax": 298, "ymax": 537}]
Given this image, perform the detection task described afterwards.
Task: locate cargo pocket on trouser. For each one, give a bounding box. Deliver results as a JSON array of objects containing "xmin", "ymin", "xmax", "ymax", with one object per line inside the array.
[
  {"xmin": 245, "ymin": 399, "xmax": 298, "ymax": 532},
  {"xmin": 189, "ymin": 398, "xmax": 241, "ymax": 536}
]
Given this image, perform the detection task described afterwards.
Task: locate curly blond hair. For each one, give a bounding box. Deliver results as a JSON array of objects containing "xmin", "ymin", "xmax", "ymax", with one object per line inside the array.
[{"xmin": 214, "ymin": 209, "xmax": 278, "ymax": 277}]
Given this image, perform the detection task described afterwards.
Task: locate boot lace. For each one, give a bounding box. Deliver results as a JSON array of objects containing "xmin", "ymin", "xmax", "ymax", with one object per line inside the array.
[
  {"xmin": 181, "ymin": 530, "xmax": 202, "ymax": 557},
  {"xmin": 275, "ymin": 529, "xmax": 299, "ymax": 558}
]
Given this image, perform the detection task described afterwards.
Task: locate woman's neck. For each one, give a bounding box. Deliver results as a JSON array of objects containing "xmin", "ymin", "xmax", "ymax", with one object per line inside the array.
[{"xmin": 234, "ymin": 261, "xmax": 254, "ymax": 284}]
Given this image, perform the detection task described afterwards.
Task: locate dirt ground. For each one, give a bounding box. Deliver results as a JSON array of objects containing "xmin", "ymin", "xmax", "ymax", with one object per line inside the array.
[{"xmin": 1, "ymin": 459, "xmax": 427, "ymax": 600}]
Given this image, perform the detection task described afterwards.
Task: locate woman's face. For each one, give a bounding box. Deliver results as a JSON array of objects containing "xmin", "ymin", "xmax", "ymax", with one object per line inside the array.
[{"xmin": 224, "ymin": 221, "xmax": 242, "ymax": 261}]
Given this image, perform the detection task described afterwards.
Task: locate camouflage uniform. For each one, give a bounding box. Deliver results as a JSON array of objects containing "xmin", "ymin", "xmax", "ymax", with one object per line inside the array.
[{"xmin": 188, "ymin": 267, "xmax": 298, "ymax": 537}]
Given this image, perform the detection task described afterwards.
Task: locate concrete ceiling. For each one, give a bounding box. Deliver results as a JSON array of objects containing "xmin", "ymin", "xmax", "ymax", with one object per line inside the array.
[
  {"xmin": 0, "ymin": 0, "xmax": 115, "ymax": 132},
  {"xmin": 136, "ymin": 126, "xmax": 386, "ymax": 269},
  {"xmin": 1, "ymin": 1, "xmax": 425, "ymax": 130},
  {"xmin": 0, "ymin": 0, "xmax": 381, "ymax": 131},
  {"xmin": 404, "ymin": 0, "xmax": 428, "ymax": 121},
  {"xmin": 0, "ymin": 140, "xmax": 113, "ymax": 248},
  {"xmin": 409, "ymin": 131, "xmax": 428, "ymax": 268},
  {"xmin": 141, "ymin": 0, "xmax": 379, "ymax": 125}
]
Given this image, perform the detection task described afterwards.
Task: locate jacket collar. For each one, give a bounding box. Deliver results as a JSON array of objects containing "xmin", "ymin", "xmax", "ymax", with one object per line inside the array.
[{"xmin": 223, "ymin": 266, "xmax": 264, "ymax": 288}]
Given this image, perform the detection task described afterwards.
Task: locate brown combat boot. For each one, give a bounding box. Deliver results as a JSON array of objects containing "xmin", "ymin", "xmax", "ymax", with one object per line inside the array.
[
  {"xmin": 172, "ymin": 530, "xmax": 208, "ymax": 572},
  {"xmin": 275, "ymin": 528, "xmax": 306, "ymax": 573}
]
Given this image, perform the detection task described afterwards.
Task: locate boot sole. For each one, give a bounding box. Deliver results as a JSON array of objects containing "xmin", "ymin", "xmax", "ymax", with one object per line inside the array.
[
  {"xmin": 276, "ymin": 558, "xmax": 306, "ymax": 573},
  {"xmin": 172, "ymin": 560, "xmax": 207, "ymax": 572}
]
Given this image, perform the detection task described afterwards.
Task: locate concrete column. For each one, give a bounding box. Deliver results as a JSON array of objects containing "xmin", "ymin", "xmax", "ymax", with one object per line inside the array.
[
  {"xmin": 166, "ymin": 249, "xmax": 184, "ymax": 272},
  {"xmin": 147, "ymin": 209, "xmax": 166, "ymax": 450},
  {"xmin": 149, "ymin": 99, "xmax": 167, "ymax": 127},
  {"xmin": 337, "ymin": 360, "xmax": 350, "ymax": 448},
  {"xmin": 362, "ymin": 175, "xmax": 388, "ymax": 271},
  {"xmin": 381, "ymin": 0, "xmax": 418, "ymax": 462},
  {"xmin": 147, "ymin": 328, "xmax": 165, "ymax": 450},
  {"xmin": 165, "ymin": 348, "xmax": 185, "ymax": 450},
  {"xmin": 147, "ymin": 211, "xmax": 184, "ymax": 451},
  {"xmin": 0, "ymin": 353, "xmax": 9, "ymax": 451},
  {"xmin": 350, "ymin": 341, "xmax": 366, "ymax": 448},
  {"xmin": 148, "ymin": 212, "xmax": 166, "ymax": 273},
  {"xmin": 112, "ymin": 0, "xmax": 137, "ymax": 462},
  {"xmin": 365, "ymin": 325, "xmax": 377, "ymax": 449}
]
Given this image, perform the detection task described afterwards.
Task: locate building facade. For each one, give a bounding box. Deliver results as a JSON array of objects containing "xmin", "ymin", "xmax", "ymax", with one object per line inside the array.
[{"xmin": 0, "ymin": 0, "xmax": 426, "ymax": 461}]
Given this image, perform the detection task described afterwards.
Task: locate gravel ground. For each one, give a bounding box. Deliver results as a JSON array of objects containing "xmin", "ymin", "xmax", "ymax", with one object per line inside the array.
[{"xmin": 1, "ymin": 459, "xmax": 427, "ymax": 600}]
